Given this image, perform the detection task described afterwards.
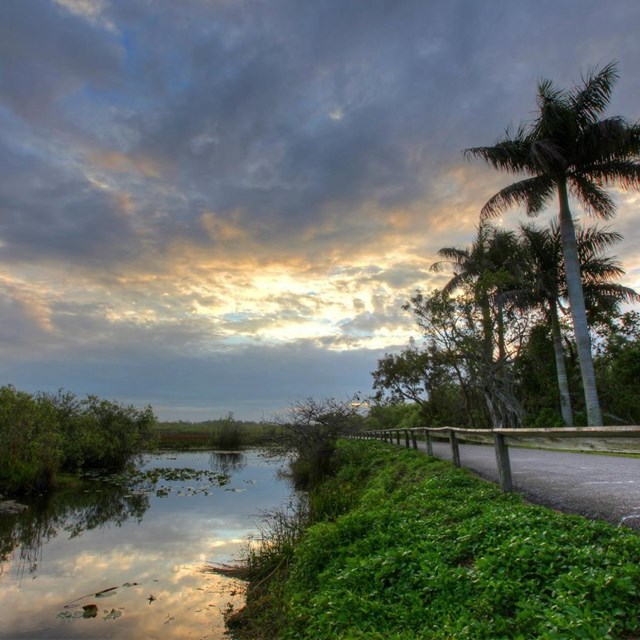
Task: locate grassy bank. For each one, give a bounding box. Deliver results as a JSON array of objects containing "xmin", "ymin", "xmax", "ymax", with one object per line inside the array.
[{"xmin": 231, "ymin": 440, "xmax": 640, "ymax": 640}]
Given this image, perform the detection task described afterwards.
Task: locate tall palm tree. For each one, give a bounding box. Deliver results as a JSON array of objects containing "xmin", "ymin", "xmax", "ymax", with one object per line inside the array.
[
  {"xmin": 518, "ymin": 222, "xmax": 638, "ymax": 426},
  {"xmin": 466, "ymin": 62, "xmax": 640, "ymax": 425}
]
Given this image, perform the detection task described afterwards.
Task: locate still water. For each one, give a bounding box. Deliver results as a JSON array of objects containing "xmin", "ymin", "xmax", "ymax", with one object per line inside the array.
[{"xmin": 0, "ymin": 450, "xmax": 293, "ymax": 639}]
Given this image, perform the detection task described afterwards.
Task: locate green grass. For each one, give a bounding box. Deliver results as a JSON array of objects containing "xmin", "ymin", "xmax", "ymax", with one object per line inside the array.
[{"xmin": 232, "ymin": 440, "xmax": 640, "ymax": 640}]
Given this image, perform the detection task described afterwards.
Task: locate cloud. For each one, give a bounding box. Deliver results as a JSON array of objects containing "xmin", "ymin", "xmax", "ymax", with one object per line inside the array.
[
  {"xmin": 1, "ymin": 0, "xmax": 639, "ymax": 417},
  {"xmin": 0, "ymin": 1, "xmax": 122, "ymax": 122},
  {"xmin": 0, "ymin": 335, "xmax": 400, "ymax": 420}
]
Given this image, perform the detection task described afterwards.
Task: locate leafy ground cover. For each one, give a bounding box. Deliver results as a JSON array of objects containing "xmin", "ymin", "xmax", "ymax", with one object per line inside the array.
[{"xmin": 231, "ymin": 440, "xmax": 640, "ymax": 639}]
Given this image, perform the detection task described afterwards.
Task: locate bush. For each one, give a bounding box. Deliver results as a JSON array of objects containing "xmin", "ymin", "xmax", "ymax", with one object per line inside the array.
[
  {"xmin": 271, "ymin": 397, "xmax": 364, "ymax": 490},
  {"xmin": 210, "ymin": 413, "xmax": 243, "ymax": 450},
  {"xmin": 0, "ymin": 386, "xmax": 157, "ymax": 494},
  {"xmin": 62, "ymin": 395, "xmax": 157, "ymax": 470},
  {"xmin": 0, "ymin": 386, "xmax": 62, "ymax": 493}
]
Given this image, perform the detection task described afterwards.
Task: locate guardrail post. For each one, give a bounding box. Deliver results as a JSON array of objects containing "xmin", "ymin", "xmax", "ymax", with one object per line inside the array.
[
  {"xmin": 395, "ymin": 431, "xmax": 401, "ymax": 445},
  {"xmin": 423, "ymin": 428, "xmax": 433, "ymax": 456},
  {"xmin": 411, "ymin": 430, "xmax": 418, "ymax": 449},
  {"xmin": 493, "ymin": 432, "xmax": 513, "ymax": 492},
  {"xmin": 404, "ymin": 429, "xmax": 410, "ymax": 448},
  {"xmin": 449, "ymin": 429, "xmax": 460, "ymax": 467}
]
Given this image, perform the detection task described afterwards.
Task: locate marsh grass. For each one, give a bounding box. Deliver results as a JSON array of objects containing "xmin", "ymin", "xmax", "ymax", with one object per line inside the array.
[{"xmin": 154, "ymin": 418, "xmax": 280, "ymax": 450}]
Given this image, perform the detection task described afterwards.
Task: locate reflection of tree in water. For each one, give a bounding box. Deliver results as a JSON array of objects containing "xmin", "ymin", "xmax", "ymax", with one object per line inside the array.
[
  {"xmin": 209, "ymin": 451, "xmax": 246, "ymax": 475},
  {"xmin": 0, "ymin": 480, "xmax": 149, "ymax": 579}
]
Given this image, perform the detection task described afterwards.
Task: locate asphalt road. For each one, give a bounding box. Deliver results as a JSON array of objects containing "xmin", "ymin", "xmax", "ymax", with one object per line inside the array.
[{"xmin": 409, "ymin": 439, "xmax": 640, "ymax": 529}]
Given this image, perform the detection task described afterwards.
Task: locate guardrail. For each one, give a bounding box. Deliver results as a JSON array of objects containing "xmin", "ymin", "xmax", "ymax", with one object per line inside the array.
[{"xmin": 350, "ymin": 426, "xmax": 640, "ymax": 492}]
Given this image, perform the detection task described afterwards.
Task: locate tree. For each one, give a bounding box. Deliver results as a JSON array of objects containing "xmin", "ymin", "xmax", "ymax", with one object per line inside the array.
[
  {"xmin": 371, "ymin": 342, "xmax": 470, "ymax": 427},
  {"xmin": 517, "ymin": 222, "xmax": 638, "ymax": 425},
  {"xmin": 594, "ymin": 311, "xmax": 640, "ymax": 424},
  {"xmin": 432, "ymin": 222, "xmax": 523, "ymax": 363},
  {"xmin": 431, "ymin": 223, "xmax": 526, "ymax": 427},
  {"xmin": 466, "ymin": 62, "xmax": 640, "ymax": 425},
  {"xmin": 403, "ymin": 289, "xmax": 494, "ymax": 427},
  {"xmin": 372, "ymin": 343, "xmax": 442, "ymax": 408},
  {"xmin": 270, "ymin": 396, "xmax": 363, "ymax": 488}
]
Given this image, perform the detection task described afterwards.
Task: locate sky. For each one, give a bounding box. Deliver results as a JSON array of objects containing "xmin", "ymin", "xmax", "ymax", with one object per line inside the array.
[{"xmin": 1, "ymin": 0, "xmax": 639, "ymax": 421}]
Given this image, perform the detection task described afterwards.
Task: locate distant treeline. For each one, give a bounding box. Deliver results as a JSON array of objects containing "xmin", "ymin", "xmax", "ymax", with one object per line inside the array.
[
  {"xmin": 0, "ymin": 386, "xmax": 157, "ymax": 494},
  {"xmin": 154, "ymin": 414, "xmax": 283, "ymax": 449}
]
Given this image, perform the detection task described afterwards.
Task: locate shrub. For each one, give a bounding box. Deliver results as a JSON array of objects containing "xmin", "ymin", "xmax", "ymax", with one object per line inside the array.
[
  {"xmin": 210, "ymin": 413, "xmax": 243, "ymax": 450},
  {"xmin": 0, "ymin": 386, "xmax": 62, "ymax": 493},
  {"xmin": 0, "ymin": 386, "xmax": 157, "ymax": 494}
]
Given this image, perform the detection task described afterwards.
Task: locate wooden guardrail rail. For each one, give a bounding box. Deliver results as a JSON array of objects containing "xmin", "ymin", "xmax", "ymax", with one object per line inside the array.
[{"xmin": 350, "ymin": 426, "xmax": 640, "ymax": 492}]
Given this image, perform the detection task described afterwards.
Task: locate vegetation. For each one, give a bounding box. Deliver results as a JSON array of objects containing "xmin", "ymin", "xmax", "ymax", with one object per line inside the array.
[
  {"xmin": 0, "ymin": 385, "xmax": 157, "ymax": 494},
  {"xmin": 393, "ymin": 60, "xmax": 640, "ymax": 432},
  {"xmin": 594, "ymin": 311, "xmax": 640, "ymax": 424},
  {"xmin": 230, "ymin": 440, "xmax": 640, "ymax": 639},
  {"xmin": 269, "ymin": 396, "xmax": 365, "ymax": 489},
  {"xmin": 153, "ymin": 415, "xmax": 279, "ymax": 449},
  {"xmin": 374, "ymin": 216, "xmax": 639, "ymax": 429},
  {"xmin": 465, "ymin": 61, "xmax": 640, "ymax": 426}
]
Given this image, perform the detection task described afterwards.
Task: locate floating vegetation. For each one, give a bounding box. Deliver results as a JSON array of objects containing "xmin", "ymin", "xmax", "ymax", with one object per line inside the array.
[
  {"xmin": 104, "ymin": 608, "xmax": 122, "ymax": 621},
  {"xmin": 83, "ymin": 466, "xmax": 231, "ymax": 497},
  {"xmin": 58, "ymin": 582, "xmax": 150, "ymax": 623}
]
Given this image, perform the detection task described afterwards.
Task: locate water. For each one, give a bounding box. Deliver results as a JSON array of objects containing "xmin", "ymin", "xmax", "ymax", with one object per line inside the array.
[{"xmin": 0, "ymin": 450, "xmax": 293, "ymax": 639}]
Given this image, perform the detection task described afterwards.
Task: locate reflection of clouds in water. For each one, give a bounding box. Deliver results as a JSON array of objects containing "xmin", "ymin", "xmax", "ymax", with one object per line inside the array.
[
  {"xmin": 0, "ymin": 524, "xmax": 249, "ymax": 639},
  {"xmin": 0, "ymin": 451, "xmax": 291, "ymax": 639},
  {"xmin": 0, "ymin": 550, "xmax": 242, "ymax": 638},
  {"xmin": 0, "ymin": 560, "xmax": 245, "ymax": 639}
]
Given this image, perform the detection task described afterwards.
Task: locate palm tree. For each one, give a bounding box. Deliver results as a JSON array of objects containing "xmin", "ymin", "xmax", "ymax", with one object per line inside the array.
[
  {"xmin": 466, "ymin": 62, "xmax": 640, "ymax": 425},
  {"xmin": 431, "ymin": 222, "xmax": 522, "ymax": 363},
  {"xmin": 431, "ymin": 222, "xmax": 524, "ymax": 427},
  {"xmin": 518, "ymin": 222, "xmax": 638, "ymax": 426}
]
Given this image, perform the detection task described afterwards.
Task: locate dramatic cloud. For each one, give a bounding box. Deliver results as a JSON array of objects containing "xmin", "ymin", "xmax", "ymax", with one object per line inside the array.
[{"xmin": 1, "ymin": 0, "xmax": 639, "ymax": 418}]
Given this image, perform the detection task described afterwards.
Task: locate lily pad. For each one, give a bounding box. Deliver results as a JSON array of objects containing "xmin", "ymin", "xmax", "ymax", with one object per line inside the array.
[{"xmin": 103, "ymin": 608, "xmax": 122, "ymax": 620}]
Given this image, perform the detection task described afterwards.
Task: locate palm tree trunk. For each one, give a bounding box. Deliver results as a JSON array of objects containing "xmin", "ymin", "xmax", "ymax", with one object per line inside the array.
[
  {"xmin": 496, "ymin": 294, "xmax": 506, "ymax": 362},
  {"xmin": 550, "ymin": 299, "xmax": 574, "ymax": 427},
  {"xmin": 479, "ymin": 290, "xmax": 493, "ymax": 364},
  {"xmin": 557, "ymin": 179, "xmax": 603, "ymax": 426}
]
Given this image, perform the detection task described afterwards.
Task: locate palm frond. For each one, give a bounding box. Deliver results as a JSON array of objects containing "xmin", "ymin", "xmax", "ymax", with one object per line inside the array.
[
  {"xmin": 569, "ymin": 174, "xmax": 616, "ymax": 218},
  {"xmin": 576, "ymin": 117, "xmax": 640, "ymax": 164},
  {"xmin": 440, "ymin": 272, "xmax": 472, "ymax": 295},
  {"xmin": 580, "ymin": 160, "xmax": 640, "ymax": 190},
  {"xmin": 533, "ymin": 78, "xmax": 575, "ymax": 140},
  {"xmin": 570, "ymin": 61, "xmax": 619, "ymax": 128},
  {"xmin": 537, "ymin": 78, "xmax": 566, "ymax": 104},
  {"xmin": 582, "ymin": 282, "xmax": 639, "ymax": 304},
  {"xmin": 599, "ymin": 283, "xmax": 639, "ymax": 302},
  {"xmin": 480, "ymin": 175, "xmax": 554, "ymax": 219},
  {"xmin": 435, "ymin": 247, "xmax": 470, "ymax": 262},
  {"xmin": 464, "ymin": 127, "xmax": 532, "ymax": 174},
  {"xmin": 582, "ymin": 263, "xmax": 626, "ymax": 284},
  {"xmin": 576, "ymin": 224, "xmax": 623, "ymax": 256}
]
